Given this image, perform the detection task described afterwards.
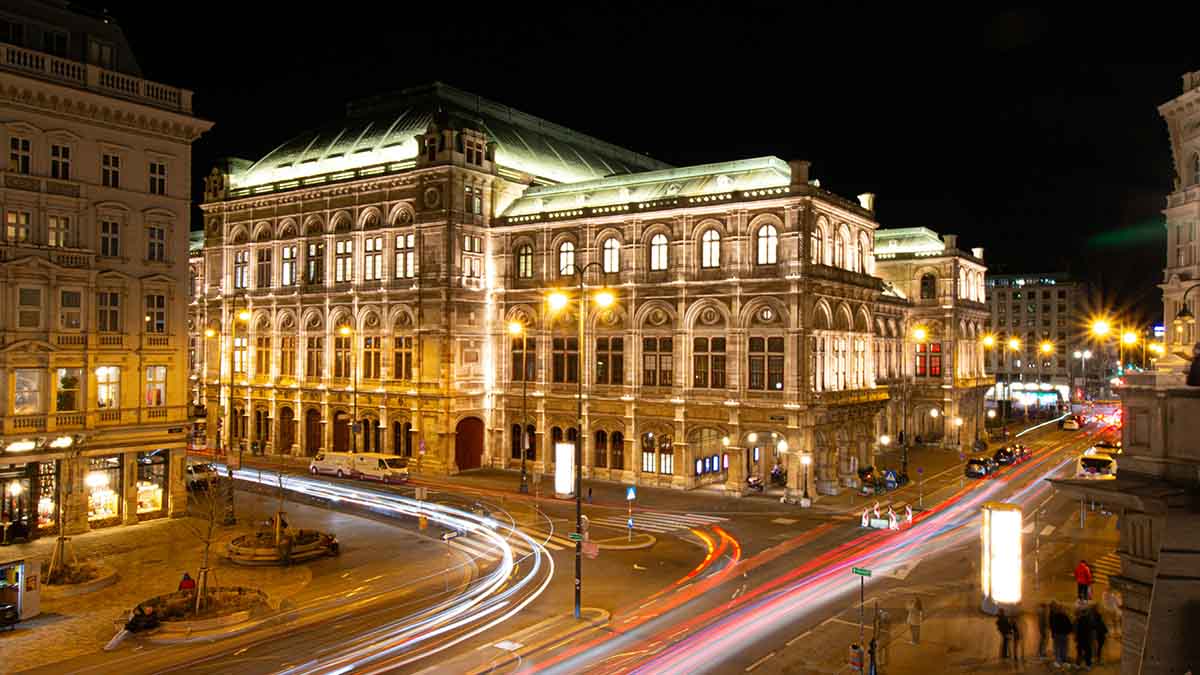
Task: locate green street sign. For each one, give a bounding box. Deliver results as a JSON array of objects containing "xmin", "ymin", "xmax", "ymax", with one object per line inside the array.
[
  {"xmin": 568, "ymin": 532, "xmax": 584, "ymax": 542},
  {"xmin": 852, "ymin": 567, "xmax": 872, "ymax": 577}
]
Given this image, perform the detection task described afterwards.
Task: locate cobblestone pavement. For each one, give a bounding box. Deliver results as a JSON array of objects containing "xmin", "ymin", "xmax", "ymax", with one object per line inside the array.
[{"xmin": 0, "ymin": 489, "xmax": 416, "ymax": 674}]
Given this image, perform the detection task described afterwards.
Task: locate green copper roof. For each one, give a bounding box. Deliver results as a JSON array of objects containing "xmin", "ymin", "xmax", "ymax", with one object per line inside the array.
[
  {"xmin": 502, "ymin": 156, "xmax": 792, "ymax": 217},
  {"xmin": 232, "ymin": 82, "xmax": 670, "ymax": 189},
  {"xmin": 874, "ymin": 227, "xmax": 945, "ymax": 255}
]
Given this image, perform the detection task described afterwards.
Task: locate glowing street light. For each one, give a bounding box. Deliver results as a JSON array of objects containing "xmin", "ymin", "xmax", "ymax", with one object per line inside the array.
[
  {"xmin": 930, "ymin": 408, "xmax": 940, "ymax": 418},
  {"xmin": 879, "ymin": 434, "xmax": 891, "ymax": 447},
  {"xmin": 982, "ymin": 334, "xmax": 996, "ymax": 348},
  {"xmin": 912, "ymin": 326, "xmax": 928, "ymax": 343},
  {"xmin": 547, "ymin": 291, "xmax": 569, "ymax": 313},
  {"xmin": 594, "ymin": 290, "xmax": 615, "ymax": 309},
  {"xmin": 1091, "ymin": 319, "xmax": 1111, "ymax": 338},
  {"xmin": 1121, "ymin": 331, "xmax": 1138, "ymax": 346},
  {"xmin": 987, "ymin": 409, "xmax": 997, "ymax": 419},
  {"xmin": 1039, "ymin": 341, "xmax": 1054, "ymax": 354},
  {"xmin": 1007, "ymin": 337, "xmax": 1021, "ymax": 351}
]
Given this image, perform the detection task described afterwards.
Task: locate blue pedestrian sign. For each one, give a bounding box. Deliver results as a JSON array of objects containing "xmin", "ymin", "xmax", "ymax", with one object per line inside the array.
[
  {"xmin": 627, "ymin": 517, "xmax": 634, "ymax": 529},
  {"xmin": 626, "ymin": 486, "xmax": 637, "ymax": 501}
]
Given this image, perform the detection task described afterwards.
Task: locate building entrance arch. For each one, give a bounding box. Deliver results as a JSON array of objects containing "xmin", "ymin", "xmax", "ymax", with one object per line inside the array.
[
  {"xmin": 333, "ymin": 411, "xmax": 350, "ymax": 453},
  {"xmin": 455, "ymin": 417, "xmax": 484, "ymax": 470},
  {"xmin": 304, "ymin": 409, "xmax": 321, "ymax": 456}
]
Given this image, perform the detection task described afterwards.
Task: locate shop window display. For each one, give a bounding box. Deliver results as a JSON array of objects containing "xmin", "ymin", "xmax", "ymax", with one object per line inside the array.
[
  {"xmin": 36, "ymin": 461, "xmax": 57, "ymax": 530},
  {"xmin": 136, "ymin": 451, "xmax": 167, "ymax": 516},
  {"xmin": 86, "ymin": 456, "xmax": 122, "ymax": 524}
]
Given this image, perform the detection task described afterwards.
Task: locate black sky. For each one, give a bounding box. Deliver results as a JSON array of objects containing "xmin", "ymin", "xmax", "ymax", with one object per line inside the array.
[{"xmin": 101, "ymin": 2, "xmax": 1198, "ymax": 324}]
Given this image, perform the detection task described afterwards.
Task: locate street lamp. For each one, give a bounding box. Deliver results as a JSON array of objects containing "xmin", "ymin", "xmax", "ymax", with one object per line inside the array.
[
  {"xmin": 953, "ymin": 416, "xmax": 964, "ymax": 446},
  {"xmin": 1003, "ymin": 337, "xmax": 1021, "ymax": 431},
  {"xmin": 509, "ymin": 320, "xmax": 531, "ymax": 494},
  {"xmin": 216, "ymin": 298, "xmax": 250, "ymax": 525},
  {"xmin": 546, "ymin": 261, "xmax": 614, "ymax": 620},
  {"xmin": 1038, "ymin": 341, "xmax": 1054, "ymax": 416},
  {"xmin": 1120, "ymin": 330, "xmax": 1138, "ymax": 373},
  {"xmin": 1075, "ymin": 349, "xmax": 1092, "ymax": 400},
  {"xmin": 338, "ymin": 325, "xmax": 358, "ymax": 454},
  {"xmin": 800, "ymin": 452, "xmax": 812, "ymax": 501},
  {"xmin": 903, "ymin": 325, "xmax": 929, "ymax": 475}
]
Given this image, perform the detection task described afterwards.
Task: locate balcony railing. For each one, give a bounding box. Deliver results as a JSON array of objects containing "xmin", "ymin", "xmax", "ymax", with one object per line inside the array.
[
  {"xmin": 0, "ymin": 42, "xmax": 193, "ymax": 113},
  {"xmin": 7, "ymin": 414, "xmax": 46, "ymax": 433}
]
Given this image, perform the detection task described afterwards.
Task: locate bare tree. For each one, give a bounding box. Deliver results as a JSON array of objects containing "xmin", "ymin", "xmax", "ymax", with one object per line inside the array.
[{"xmin": 181, "ymin": 481, "xmax": 227, "ymax": 614}]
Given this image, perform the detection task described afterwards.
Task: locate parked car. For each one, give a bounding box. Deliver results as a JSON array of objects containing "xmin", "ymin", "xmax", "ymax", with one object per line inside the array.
[
  {"xmin": 858, "ymin": 466, "xmax": 879, "ymax": 495},
  {"xmin": 309, "ymin": 451, "xmax": 354, "ymax": 478},
  {"xmin": 352, "ymin": 453, "xmax": 410, "ymax": 483},
  {"xmin": 185, "ymin": 462, "xmax": 218, "ymax": 490},
  {"xmin": 1011, "ymin": 444, "xmax": 1032, "ymax": 463},
  {"xmin": 1062, "ymin": 417, "xmax": 1081, "ymax": 431},
  {"xmin": 1093, "ymin": 439, "xmax": 1122, "ymax": 455},
  {"xmin": 1076, "ymin": 451, "xmax": 1117, "ymax": 479},
  {"xmin": 965, "ymin": 457, "xmax": 992, "ymax": 479}
]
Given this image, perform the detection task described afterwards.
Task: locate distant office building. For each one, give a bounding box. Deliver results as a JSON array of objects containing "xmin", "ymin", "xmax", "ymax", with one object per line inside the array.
[{"xmin": 0, "ymin": 1, "xmax": 211, "ymax": 537}]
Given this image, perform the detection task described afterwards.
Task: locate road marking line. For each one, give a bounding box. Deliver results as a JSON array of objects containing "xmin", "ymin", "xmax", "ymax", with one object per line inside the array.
[
  {"xmin": 1022, "ymin": 524, "xmax": 1034, "ymax": 534},
  {"xmin": 745, "ymin": 651, "xmax": 776, "ymax": 672},
  {"xmin": 1040, "ymin": 525, "xmax": 1055, "ymax": 536},
  {"xmin": 786, "ymin": 630, "xmax": 812, "ymax": 646}
]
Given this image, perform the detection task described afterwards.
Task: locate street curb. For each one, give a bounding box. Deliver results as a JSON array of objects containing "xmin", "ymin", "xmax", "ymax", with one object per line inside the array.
[{"xmin": 465, "ymin": 607, "xmax": 611, "ymax": 675}]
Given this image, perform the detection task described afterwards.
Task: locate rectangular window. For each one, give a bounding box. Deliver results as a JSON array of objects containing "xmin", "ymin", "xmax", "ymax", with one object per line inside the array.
[
  {"xmin": 98, "ymin": 291, "xmax": 120, "ymax": 331},
  {"xmin": 305, "ymin": 337, "xmax": 324, "ymax": 379},
  {"xmin": 148, "ymin": 161, "xmax": 166, "ymax": 195},
  {"xmin": 96, "ymin": 365, "xmax": 120, "ymax": 409},
  {"xmin": 281, "ymin": 245, "xmax": 296, "ymax": 285},
  {"xmin": 256, "ymin": 248, "xmax": 272, "ymax": 287},
  {"xmin": 306, "ymin": 242, "xmax": 325, "ymax": 285},
  {"xmin": 9, "ymin": 136, "xmax": 30, "ymax": 174},
  {"xmin": 643, "ymin": 448, "xmax": 656, "ymax": 473},
  {"xmin": 394, "ymin": 336, "xmax": 414, "ymax": 380},
  {"xmin": 13, "ymin": 369, "xmax": 43, "ymax": 414},
  {"xmin": 279, "ymin": 336, "xmax": 296, "ymax": 377},
  {"xmin": 255, "ymin": 336, "xmax": 271, "ymax": 375},
  {"xmin": 6, "ymin": 210, "xmax": 30, "ymax": 242},
  {"xmin": 233, "ymin": 249, "xmax": 248, "ymax": 289},
  {"xmin": 595, "ymin": 336, "xmax": 625, "ymax": 385},
  {"xmin": 748, "ymin": 336, "xmax": 785, "ymax": 390},
  {"xmin": 147, "ymin": 225, "xmax": 166, "ymax": 262},
  {"xmin": 50, "ymin": 143, "xmax": 70, "ymax": 179},
  {"xmin": 693, "ymin": 337, "xmax": 727, "ymax": 388},
  {"xmin": 363, "ymin": 336, "xmax": 381, "ymax": 378},
  {"xmin": 364, "ymin": 236, "xmax": 382, "ymax": 281},
  {"xmin": 335, "ymin": 239, "xmax": 353, "ymax": 282},
  {"xmin": 395, "ymin": 233, "xmax": 415, "ymax": 278},
  {"xmin": 918, "ymin": 343, "xmax": 943, "ymax": 377},
  {"xmin": 552, "ymin": 336, "xmax": 579, "ymax": 383},
  {"xmin": 510, "ymin": 337, "xmax": 533, "ymax": 381},
  {"xmin": 56, "ymin": 367, "xmax": 81, "ymax": 412},
  {"xmin": 102, "ymin": 153, "xmax": 120, "ymax": 187},
  {"xmin": 465, "ymin": 186, "xmax": 483, "ymax": 215},
  {"xmin": 100, "ymin": 220, "xmax": 120, "ymax": 256},
  {"xmin": 642, "ymin": 337, "xmax": 673, "ymax": 387},
  {"xmin": 89, "ymin": 39, "xmax": 115, "ymax": 69},
  {"xmin": 144, "ymin": 366, "xmax": 166, "ymax": 406},
  {"xmin": 233, "ymin": 334, "xmax": 247, "ymax": 374},
  {"xmin": 60, "ymin": 289, "xmax": 81, "ymax": 329},
  {"xmin": 333, "ymin": 335, "xmax": 352, "ymax": 378},
  {"xmin": 18, "ymin": 287, "xmax": 41, "ymax": 328},
  {"xmin": 47, "ymin": 215, "xmax": 71, "ymax": 247},
  {"xmin": 144, "ymin": 294, "xmax": 166, "ymax": 333},
  {"xmin": 43, "ymin": 30, "xmax": 67, "ymax": 56}
]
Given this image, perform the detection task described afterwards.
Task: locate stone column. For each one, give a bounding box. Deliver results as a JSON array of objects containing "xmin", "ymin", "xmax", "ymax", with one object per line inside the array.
[
  {"xmin": 322, "ymin": 401, "xmax": 333, "ymax": 452},
  {"xmin": 122, "ymin": 451, "xmax": 138, "ymax": 525},
  {"xmin": 381, "ymin": 406, "xmax": 393, "ymax": 454}
]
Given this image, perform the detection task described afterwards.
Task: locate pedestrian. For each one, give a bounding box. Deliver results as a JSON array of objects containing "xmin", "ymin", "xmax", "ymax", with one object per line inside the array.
[
  {"xmin": 1049, "ymin": 602, "xmax": 1073, "ymax": 667},
  {"xmin": 1010, "ymin": 610, "xmax": 1024, "ymax": 669},
  {"xmin": 587, "ymin": 487, "xmax": 592, "ymax": 504},
  {"xmin": 996, "ymin": 608, "xmax": 1013, "ymax": 660},
  {"xmin": 1102, "ymin": 588, "xmax": 1122, "ymax": 637},
  {"xmin": 906, "ymin": 596, "xmax": 924, "ymax": 645},
  {"xmin": 1075, "ymin": 604, "xmax": 1094, "ymax": 668},
  {"xmin": 177, "ymin": 572, "xmax": 196, "ymax": 592},
  {"xmin": 1092, "ymin": 605, "xmax": 1108, "ymax": 665},
  {"xmin": 1075, "ymin": 559, "xmax": 1094, "ymax": 601},
  {"xmin": 1035, "ymin": 602, "xmax": 1049, "ymax": 659},
  {"xmin": 1182, "ymin": 342, "xmax": 1200, "ymax": 386}
]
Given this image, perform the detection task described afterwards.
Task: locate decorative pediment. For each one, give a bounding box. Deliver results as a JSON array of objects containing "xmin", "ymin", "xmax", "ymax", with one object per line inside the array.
[
  {"xmin": 2, "ymin": 339, "xmax": 57, "ymax": 353},
  {"xmin": 140, "ymin": 273, "xmax": 175, "ymax": 284}
]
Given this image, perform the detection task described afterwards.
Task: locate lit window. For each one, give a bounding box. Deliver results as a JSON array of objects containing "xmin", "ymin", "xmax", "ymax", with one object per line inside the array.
[
  {"xmin": 701, "ymin": 229, "xmax": 721, "ymax": 268},
  {"xmin": 650, "ymin": 233, "xmax": 669, "ymax": 271},
  {"xmin": 233, "ymin": 250, "xmax": 249, "ymax": 288},
  {"xmin": 306, "ymin": 242, "xmax": 325, "ymax": 285},
  {"xmin": 395, "ymin": 233, "xmax": 415, "ymax": 279},
  {"xmin": 558, "ymin": 241, "xmax": 575, "ymax": 276},
  {"xmin": 756, "ymin": 224, "xmax": 778, "ymax": 265},
  {"xmin": 144, "ymin": 294, "xmax": 166, "ymax": 333},
  {"xmin": 602, "ymin": 238, "xmax": 621, "ymax": 273},
  {"xmin": 56, "ymin": 368, "xmax": 81, "ymax": 412},
  {"xmin": 13, "ymin": 369, "xmax": 43, "ymax": 414},
  {"xmin": 516, "ymin": 244, "xmax": 533, "ymax": 279},
  {"xmin": 96, "ymin": 366, "xmax": 120, "ymax": 409},
  {"xmin": 748, "ymin": 336, "xmax": 785, "ymax": 390},
  {"xmin": 335, "ymin": 239, "xmax": 353, "ymax": 282},
  {"xmin": 48, "ymin": 215, "xmax": 72, "ymax": 247},
  {"xmin": 144, "ymin": 366, "xmax": 166, "ymax": 407},
  {"xmin": 281, "ymin": 245, "xmax": 297, "ymax": 285},
  {"xmin": 6, "ymin": 211, "xmax": 30, "ymax": 242},
  {"xmin": 810, "ymin": 227, "xmax": 823, "ymax": 264},
  {"xmin": 364, "ymin": 236, "xmax": 382, "ymax": 281}
]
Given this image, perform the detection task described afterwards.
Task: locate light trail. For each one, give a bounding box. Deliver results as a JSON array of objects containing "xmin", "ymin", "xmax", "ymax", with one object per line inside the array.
[
  {"xmin": 629, "ymin": 436, "xmax": 1084, "ymax": 674},
  {"xmin": 221, "ymin": 467, "xmax": 553, "ymax": 674}
]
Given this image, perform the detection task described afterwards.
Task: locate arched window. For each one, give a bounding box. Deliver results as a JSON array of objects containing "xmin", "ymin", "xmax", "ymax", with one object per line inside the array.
[
  {"xmin": 602, "ymin": 237, "xmax": 620, "ymax": 274},
  {"xmin": 516, "ymin": 244, "xmax": 533, "ymax": 278},
  {"xmin": 512, "ymin": 424, "xmax": 523, "ymax": 459},
  {"xmin": 834, "ymin": 231, "xmax": 846, "ymax": 268},
  {"xmin": 810, "ymin": 227, "xmax": 824, "ymax": 265},
  {"xmin": 558, "ymin": 242, "xmax": 575, "ymax": 276},
  {"xmin": 701, "ymin": 229, "xmax": 721, "ymax": 268},
  {"xmin": 610, "ymin": 431, "xmax": 624, "ymax": 470},
  {"xmin": 920, "ymin": 273, "xmax": 937, "ymax": 299},
  {"xmin": 649, "ymin": 233, "xmax": 669, "ymax": 271},
  {"xmin": 594, "ymin": 430, "xmax": 608, "ymax": 468},
  {"xmin": 756, "ymin": 224, "xmax": 778, "ymax": 265},
  {"xmin": 641, "ymin": 433, "xmax": 657, "ymax": 473},
  {"xmin": 858, "ymin": 232, "xmax": 871, "ymax": 274}
]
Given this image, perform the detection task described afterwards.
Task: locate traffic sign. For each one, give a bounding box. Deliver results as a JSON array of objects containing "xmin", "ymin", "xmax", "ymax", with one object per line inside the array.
[
  {"xmin": 852, "ymin": 567, "xmax": 872, "ymax": 577},
  {"xmin": 627, "ymin": 517, "xmax": 634, "ymax": 529},
  {"xmin": 442, "ymin": 531, "xmax": 460, "ymax": 541},
  {"xmin": 626, "ymin": 486, "xmax": 637, "ymax": 501},
  {"xmin": 568, "ymin": 532, "xmax": 583, "ymax": 542}
]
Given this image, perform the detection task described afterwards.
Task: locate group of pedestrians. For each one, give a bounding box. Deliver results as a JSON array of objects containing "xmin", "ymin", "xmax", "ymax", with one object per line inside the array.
[{"xmin": 1043, "ymin": 600, "xmax": 1108, "ymax": 669}]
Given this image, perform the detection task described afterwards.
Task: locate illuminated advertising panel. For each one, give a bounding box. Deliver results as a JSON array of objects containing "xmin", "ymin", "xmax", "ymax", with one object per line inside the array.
[
  {"xmin": 555, "ymin": 442, "xmax": 575, "ymax": 497},
  {"xmin": 981, "ymin": 502, "xmax": 1023, "ymax": 607}
]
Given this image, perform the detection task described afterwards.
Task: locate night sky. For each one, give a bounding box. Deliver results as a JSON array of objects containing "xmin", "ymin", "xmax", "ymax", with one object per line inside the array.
[{"xmin": 101, "ymin": 3, "xmax": 1197, "ymax": 324}]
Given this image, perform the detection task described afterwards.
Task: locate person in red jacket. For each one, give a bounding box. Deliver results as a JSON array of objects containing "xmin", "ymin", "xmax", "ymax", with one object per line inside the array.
[
  {"xmin": 1075, "ymin": 560, "xmax": 1093, "ymax": 601},
  {"xmin": 178, "ymin": 572, "xmax": 196, "ymax": 593}
]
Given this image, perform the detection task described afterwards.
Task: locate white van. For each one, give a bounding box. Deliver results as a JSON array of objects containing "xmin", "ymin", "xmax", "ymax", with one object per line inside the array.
[
  {"xmin": 350, "ymin": 454, "xmax": 412, "ymax": 480},
  {"xmin": 353, "ymin": 453, "xmax": 410, "ymax": 484},
  {"xmin": 309, "ymin": 451, "xmax": 354, "ymax": 478}
]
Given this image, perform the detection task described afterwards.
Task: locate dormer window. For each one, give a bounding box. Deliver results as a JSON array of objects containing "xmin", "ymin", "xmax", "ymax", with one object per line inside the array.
[{"xmin": 426, "ymin": 138, "xmax": 437, "ymax": 163}]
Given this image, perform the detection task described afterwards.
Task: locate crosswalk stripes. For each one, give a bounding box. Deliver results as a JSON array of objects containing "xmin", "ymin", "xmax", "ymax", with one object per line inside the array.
[
  {"xmin": 1090, "ymin": 552, "xmax": 1121, "ymax": 587},
  {"xmin": 589, "ymin": 512, "xmax": 727, "ymax": 534}
]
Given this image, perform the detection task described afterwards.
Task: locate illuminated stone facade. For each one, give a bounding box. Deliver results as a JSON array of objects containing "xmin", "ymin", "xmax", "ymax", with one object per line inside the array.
[
  {"xmin": 0, "ymin": 2, "xmax": 210, "ymax": 535},
  {"xmin": 194, "ymin": 83, "xmax": 990, "ymax": 495}
]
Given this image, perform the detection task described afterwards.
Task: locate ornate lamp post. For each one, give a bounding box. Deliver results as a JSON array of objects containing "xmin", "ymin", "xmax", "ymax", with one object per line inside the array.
[
  {"xmin": 509, "ymin": 320, "xmax": 530, "ymax": 493},
  {"xmin": 1038, "ymin": 340, "xmax": 1054, "ymax": 416},
  {"xmin": 904, "ymin": 325, "xmax": 928, "ymax": 475},
  {"xmin": 213, "ymin": 299, "xmax": 250, "ymax": 525},
  {"xmin": 800, "ymin": 452, "xmax": 812, "ymax": 501},
  {"xmin": 1005, "ymin": 337, "xmax": 1021, "ymax": 429},
  {"xmin": 546, "ymin": 263, "xmax": 614, "ymax": 620}
]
